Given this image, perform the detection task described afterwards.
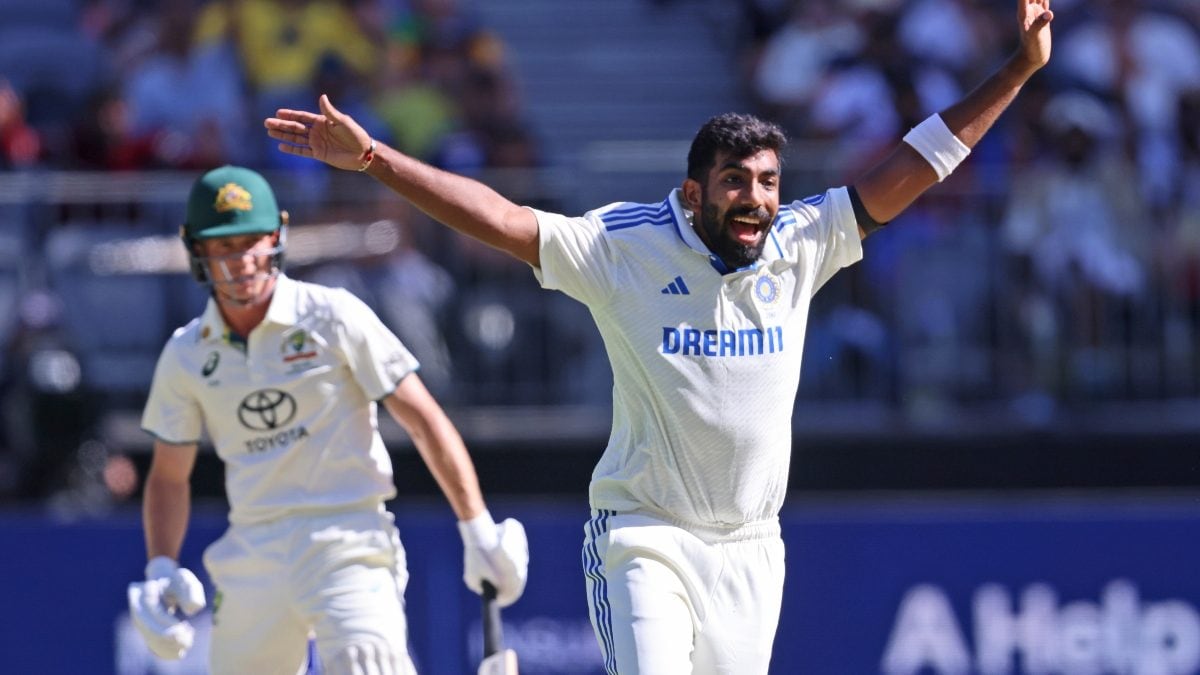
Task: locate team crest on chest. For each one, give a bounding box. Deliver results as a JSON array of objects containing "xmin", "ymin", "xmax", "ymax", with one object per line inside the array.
[
  {"xmin": 281, "ymin": 329, "xmax": 318, "ymax": 363},
  {"xmin": 754, "ymin": 273, "xmax": 781, "ymax": 305}
]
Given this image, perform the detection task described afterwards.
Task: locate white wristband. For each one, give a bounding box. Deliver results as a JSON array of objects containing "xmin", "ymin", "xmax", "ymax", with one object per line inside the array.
[
  {"xmin": 458, "ymin": 510, "xmax": 499, "ymax": 549},
  {"xmin": 903, "ymin": 114, "xmax": 971, "ymax": 182}
]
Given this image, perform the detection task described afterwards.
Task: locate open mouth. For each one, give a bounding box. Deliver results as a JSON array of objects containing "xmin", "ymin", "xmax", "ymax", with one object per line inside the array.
[{"xmin": 729, "ymin": 215, "xmax": 765, "ymax": 245}]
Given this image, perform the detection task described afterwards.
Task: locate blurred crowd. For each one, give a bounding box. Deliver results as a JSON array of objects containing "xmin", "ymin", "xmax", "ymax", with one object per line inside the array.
[
  {"xmin": 0, "ymin": 0, "xmax": 554, "ymax": 507},
  {"xmin": 0, "ymin": 0, "xmax": 548, "ymax": 309},
  {"xmin": 730, "ymin": 0, "xmax": 1200, "ymax": 420},
  {"xmin": 0, "ymin": 0, "xmax": 1198, "ymax": 506},
  {"xmin": 0, "ymin": 0, "xmax": 539, "ymax": 176}
]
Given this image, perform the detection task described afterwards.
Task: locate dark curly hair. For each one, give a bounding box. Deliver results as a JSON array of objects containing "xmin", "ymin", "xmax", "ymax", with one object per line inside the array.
[{"xmin": 686, "ymin": 113, "xmax": 788, "ymax": 182}]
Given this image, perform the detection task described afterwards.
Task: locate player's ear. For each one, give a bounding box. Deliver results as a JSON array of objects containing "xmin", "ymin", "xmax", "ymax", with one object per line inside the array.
[
  {"xmin": 184, "ymin": 229, "xmax": 204, "ymax": 256},
  {"xmin": 681, "ymin": 178, "xmax": 702, "ymax": 212}
]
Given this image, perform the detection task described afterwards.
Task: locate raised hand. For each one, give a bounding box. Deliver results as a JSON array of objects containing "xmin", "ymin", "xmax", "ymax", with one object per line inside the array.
[
  {"xmin": 1017, "ymin": 0, "xmax": 1054, "ymax": 71},
  {"xmin": 264, "ymin": 94, "xmax": 373, "ymax": 171}
]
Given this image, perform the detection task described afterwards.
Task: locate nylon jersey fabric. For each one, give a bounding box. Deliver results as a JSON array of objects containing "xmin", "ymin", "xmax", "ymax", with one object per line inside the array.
[
  {"xmin": 532, "ymin": 187, "xmax": 862, "ymax": 529},
  {"xmin": 141, "ymin": 274, "xmax": 418, "ymax": 524}
]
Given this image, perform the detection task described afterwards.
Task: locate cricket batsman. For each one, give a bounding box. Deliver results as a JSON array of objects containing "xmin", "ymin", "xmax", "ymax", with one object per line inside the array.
[{"xmin": 126, "ymin": 166, "xmax": 529, "ymax": 673}]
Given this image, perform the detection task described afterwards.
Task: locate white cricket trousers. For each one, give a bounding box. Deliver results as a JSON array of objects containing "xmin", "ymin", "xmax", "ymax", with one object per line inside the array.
[
  {"xmin": 202, "ymin": 503, "xmax": 417, "ymax": 675},
  {"xmin": 582, "ymin": 510, "xmax": 786, "ymax": 675}
]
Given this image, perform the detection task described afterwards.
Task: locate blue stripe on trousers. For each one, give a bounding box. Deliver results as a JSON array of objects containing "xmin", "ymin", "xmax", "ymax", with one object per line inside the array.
[{"xmin": 583, "ymin": 510, "xmax": 617, "ymax": 675}]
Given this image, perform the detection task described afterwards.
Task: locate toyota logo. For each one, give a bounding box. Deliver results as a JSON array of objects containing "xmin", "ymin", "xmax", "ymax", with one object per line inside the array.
[{"xmin": 237, "ymin": 389, "xmax": 297, "ymax": 431}]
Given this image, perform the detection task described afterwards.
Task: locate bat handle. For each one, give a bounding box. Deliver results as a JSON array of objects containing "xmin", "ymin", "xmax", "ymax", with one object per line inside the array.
[{"xmin": 481, "ymin": 580, "xmax": 503, "ymax": 658}]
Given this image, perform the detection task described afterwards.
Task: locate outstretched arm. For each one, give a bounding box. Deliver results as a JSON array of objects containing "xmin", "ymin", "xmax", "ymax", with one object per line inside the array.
[
  {"xmin": 265, "ymin": 95, "xmax": 541, "ymax": 266},
  {"xmin": 852, "ymin": 0, "xmax": 1054, "ymax": 232}
]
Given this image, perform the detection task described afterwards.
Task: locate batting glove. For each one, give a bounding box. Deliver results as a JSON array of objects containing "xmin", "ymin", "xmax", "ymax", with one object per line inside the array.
[
  {"xmin": 458, "ymin": 510, "xmax": 529, "ymax": 607},
  {"xmin": 127, "ymin": 556, "xmax": 206, "ymax": 660}
]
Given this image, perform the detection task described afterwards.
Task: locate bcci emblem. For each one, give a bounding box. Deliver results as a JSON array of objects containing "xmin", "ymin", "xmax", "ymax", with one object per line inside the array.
[
  {"xmin": 754, "ymin": 273, "xmax": 780, "ymax": 305},
  {"xmin": 213, "ymin": 183, "xmax": 253, "ymax": 213}
]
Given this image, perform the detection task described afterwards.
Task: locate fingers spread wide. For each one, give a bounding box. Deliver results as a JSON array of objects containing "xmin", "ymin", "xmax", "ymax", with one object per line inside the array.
[
  {"xmin": 265, "ymin": 127, "xmax": 308, "ymax": 145},
  {"xmin": 318, "ymin": 94, "xmax": 339, "ymax": 119},
  {"xmin": 272, "ymin": 109, "xmax": 322, "ymax": 125},
  {"xmin": 277, "ymin": 143, "xmax": 312, "ymax": 158},
  {"xmin": 264, "ymin": 118, "xmax": 310, "ymax": 133}
]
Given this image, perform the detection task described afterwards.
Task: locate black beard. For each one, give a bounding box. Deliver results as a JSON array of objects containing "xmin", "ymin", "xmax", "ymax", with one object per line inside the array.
[{"xmin": 699, "ymin": 202, "xmax": 768, "ymax": 269}]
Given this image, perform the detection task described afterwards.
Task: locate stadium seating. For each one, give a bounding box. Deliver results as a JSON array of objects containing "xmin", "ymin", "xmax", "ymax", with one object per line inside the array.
[{"xmin": 43, "ymin": 224, "xmax": 174, "ymax": 403}]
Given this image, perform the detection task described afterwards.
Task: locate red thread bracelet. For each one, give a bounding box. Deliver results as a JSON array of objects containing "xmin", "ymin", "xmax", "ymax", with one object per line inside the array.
[{"xmin": 357, "ymin": 139, "xmax": 376, "ymax": 172}]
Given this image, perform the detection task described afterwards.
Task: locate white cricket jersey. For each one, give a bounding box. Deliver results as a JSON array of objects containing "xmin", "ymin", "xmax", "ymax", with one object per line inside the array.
[
  {"xmin": 141, "ymin": 274, "xmax": 418, "ymax": 525},
  {"xmin": 533, "ymin": 188, "xmax": 862, "ymax": 529}
]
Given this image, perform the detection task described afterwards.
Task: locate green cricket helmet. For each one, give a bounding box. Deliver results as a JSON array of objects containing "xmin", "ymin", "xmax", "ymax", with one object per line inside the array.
[{"xmin": 181, "ymin": 165, "xmax": 288, "ymax": 283}]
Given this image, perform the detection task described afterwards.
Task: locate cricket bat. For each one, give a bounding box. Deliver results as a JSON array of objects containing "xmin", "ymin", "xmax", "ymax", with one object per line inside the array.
[{"xmin": 479, "ymin": 581, "xmax": 519, "ymax": 675}]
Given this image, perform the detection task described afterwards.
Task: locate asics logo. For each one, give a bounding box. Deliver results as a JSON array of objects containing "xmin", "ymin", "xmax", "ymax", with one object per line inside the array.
[{"xmin": 202, "ymin": 351, "xmax": 220, "ymax": 377}]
